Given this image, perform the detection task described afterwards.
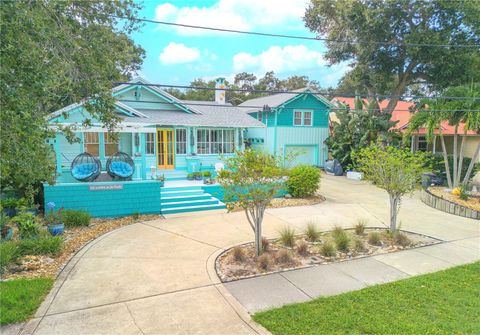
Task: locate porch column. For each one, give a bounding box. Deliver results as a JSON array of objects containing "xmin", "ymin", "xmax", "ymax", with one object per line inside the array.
[
  {"xmin": 55, "ymin": 133, "xmax": 62, "ymax": 175},
  {"xmin": 432, "ymin": 135, "xmax": 436, "ymax": 154},
  {"xmin": 78, "ymin": 132, "xmax": 84, "ymax": 153},
  {"xmin": 190, "ymin": 127, "xmax": 196, "ymax": 154},
  {"xmin": 99, "ymin": 133, "xmax": 105, "ymax": 162},
  {"xmin": 410, "ymin": 135, "xmax": 415, "ymax": 153},
  {"xmin": 140, "ymin": 133, "xmax": 147, "ymax": 179}
]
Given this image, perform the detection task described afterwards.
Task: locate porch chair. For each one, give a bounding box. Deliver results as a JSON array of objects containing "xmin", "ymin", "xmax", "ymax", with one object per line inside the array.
[
  {"xmin": 106, "ymin": 152, "xmax": 135, "ymax": 180},
  {"xmin": 70, "ymin": 152, "xmax": 101, "ymax": 182}
]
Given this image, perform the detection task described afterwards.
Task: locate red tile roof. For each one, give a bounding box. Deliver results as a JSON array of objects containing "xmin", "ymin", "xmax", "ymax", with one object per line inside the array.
[{"xmin": 332, "ymin": 97, "xmax": 477, "ymax": 135}]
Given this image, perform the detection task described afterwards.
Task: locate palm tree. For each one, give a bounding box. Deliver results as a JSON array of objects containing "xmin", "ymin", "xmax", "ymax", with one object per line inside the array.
[{"xmin": 406, "ymin": 84, "xmax": 480, "ymax": 188}]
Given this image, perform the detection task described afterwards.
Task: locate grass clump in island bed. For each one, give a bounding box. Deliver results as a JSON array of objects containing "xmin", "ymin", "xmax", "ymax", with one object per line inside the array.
[
  {"xmin": 253, "ymin": 262, "xmax": 480, "ymax": 335},
  {"xmin": 0, "ymin": 277, "xmax": 54, "ymax": 325}
]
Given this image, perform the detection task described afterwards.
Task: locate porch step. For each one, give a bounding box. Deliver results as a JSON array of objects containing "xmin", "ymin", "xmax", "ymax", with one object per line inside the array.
[
  {"xmin": 161, "ymin": 193, "xmax": 213, "ymax": 203},
  {"xmin": 160, "ymin": 189, "xmax": 204, "ymax": 197},
  {"xmin": 161, "ymin": 198, "xmax": 220, "ymax": 209},
  {"xmin": 161, "ymin": 186, "xmax": 203, "ymax": 192},
  {"xmin": 161, "ymin": 201, "xmax": 227, "ymax": 215}
]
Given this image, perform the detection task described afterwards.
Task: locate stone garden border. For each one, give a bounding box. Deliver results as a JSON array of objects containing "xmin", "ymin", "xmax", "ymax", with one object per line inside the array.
[{"xmin": 421, "ymin": 188, "xmax": 480, "ymax": 220}]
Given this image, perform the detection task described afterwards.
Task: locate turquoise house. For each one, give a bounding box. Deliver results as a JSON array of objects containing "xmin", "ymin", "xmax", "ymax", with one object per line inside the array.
[
  {"xmin": 45, "ymin": 78, "xmax": 332, "ymax": 217},
  {"xmin": 241, "ymin": 88, "xmax": 333, "ymax": 166}
]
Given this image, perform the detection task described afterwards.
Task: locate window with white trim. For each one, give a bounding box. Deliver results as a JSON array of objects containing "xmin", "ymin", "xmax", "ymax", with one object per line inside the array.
[
  {"xmin": 145, "ymin": 133, "xmax": 155, "ymax": 155},
  {"xmin": 176, "ymin": 129, "xmax": 187, "ymax": 154},
  {"xmin": 303, "ymin": 111, "xmax": 312, "ymax": 126},
  {"xmin": 293, "ymin": 110, "xmax": 313, "ymax": 126},
  {"xmin": 104, "ymin": 133, "xmax": 119, "ymax": 157},
  {"xmin": 84, "ymin": 132, "xmax": 99, "ymax": 157},
  {"xmin": 294, "ymin": 111, "xmax": 302, "ymax": 126},
  {"xmin": 197, "ymin": 129, "xmax": 235, "ymax": 154}
]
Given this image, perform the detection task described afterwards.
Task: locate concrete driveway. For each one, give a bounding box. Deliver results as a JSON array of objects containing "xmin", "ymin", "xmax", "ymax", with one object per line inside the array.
[{"xmin": 14, "ymin": 175, "xmax": 479, "ymax": 335}]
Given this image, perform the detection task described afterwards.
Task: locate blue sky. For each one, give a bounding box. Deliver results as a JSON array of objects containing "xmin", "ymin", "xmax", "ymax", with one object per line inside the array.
[{"xmin": 131, "ymin": 0, "xmax": 350, "ymax": 87}]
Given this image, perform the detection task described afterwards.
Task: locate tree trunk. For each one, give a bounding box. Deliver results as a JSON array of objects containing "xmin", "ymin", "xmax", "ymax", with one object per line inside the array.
[
  {"xmin": 457, "ymin": 134, "xmax": 466, "ymax": 186},
  {"xmin": 389, "ymin": 194, "xmax": 400, "ymax": 232},
  {"xmin": 383, "ymin": 61, "xmax": 417, "ymax": 114},
  {"xmin": 440, "ymin": 135, "xmax": 453, "ymax": 188},
  {"xmin": 452, "ymin": 126, "xmax": 458, "ymax": 188},
  {"xmin": 255, "ymin": 218, "xmax": 262, "ymax": 257},
  {"xmin": 463, "ymin": 143, "xmax": 480, "ymax": 184}
]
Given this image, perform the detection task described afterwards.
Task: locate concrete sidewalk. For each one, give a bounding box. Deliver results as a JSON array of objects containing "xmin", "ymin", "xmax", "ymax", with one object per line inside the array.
[{"xmin": 225, "ymin": 237, "xmax": 479, "ymax": 313}]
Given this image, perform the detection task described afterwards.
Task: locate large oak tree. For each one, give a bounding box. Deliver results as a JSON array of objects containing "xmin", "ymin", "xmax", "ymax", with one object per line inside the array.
[
  {"xmin": 1, "ymin": 0, "xmax": 144, "ymax": 196},
  {"xmin": 305, "ymin": 0, "xmax": 480, "ymax": 112}
]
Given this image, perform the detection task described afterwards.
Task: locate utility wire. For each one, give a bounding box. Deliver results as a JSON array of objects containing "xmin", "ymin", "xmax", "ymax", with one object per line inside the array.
[
  {"xmin": 113, "ymin": 16, "xmax": 480, "ymax": 49},
  {"xmin": 114, "ymin": 82, "xmax": 480, "ymax": 101},
  {"xmin": 119, "ymin": 99, "xmax": 480, "ymax": 113}
]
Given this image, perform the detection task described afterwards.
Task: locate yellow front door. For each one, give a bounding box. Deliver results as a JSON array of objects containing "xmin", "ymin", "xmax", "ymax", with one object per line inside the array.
[{"xmin": 157, "ymin": 129, "xmax": 175, "ymax": 169}]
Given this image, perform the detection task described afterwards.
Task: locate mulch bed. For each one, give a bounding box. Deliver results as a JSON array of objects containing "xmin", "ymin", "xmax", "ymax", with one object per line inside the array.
[
  {"xmin": 429, "ymin": 187, "xmax": 480, "ymax": 211},
  {"xmin": 2, "ymin": 214, "xmax": 163, "ymax": 280},
  {"xmin": 216, "ymin": 228, "xmax": 440, "ymax": 282}
]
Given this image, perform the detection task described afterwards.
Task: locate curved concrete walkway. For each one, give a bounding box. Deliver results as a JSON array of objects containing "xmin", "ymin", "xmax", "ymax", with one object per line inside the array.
[{"xmin": 12, "ymin": 175, "xmax": 479, "ymax": 335}]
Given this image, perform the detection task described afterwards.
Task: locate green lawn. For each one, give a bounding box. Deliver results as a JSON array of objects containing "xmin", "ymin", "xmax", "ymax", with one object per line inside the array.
[
  {"xmin": 0, "ymin": 277, "xmax": 53, "ymax": 325},
  {"xmin": 254, "ymin": 262, "xmax": 480, "ymax": 335}
]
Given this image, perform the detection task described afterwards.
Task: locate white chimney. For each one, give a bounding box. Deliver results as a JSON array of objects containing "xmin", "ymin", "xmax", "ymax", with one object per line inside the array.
[{"xmin": 215, "ymin": 77, "xmax": 226, "ymax": 104}]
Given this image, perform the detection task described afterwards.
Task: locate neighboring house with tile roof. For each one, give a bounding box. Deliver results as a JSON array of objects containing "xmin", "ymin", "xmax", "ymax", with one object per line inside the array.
[
  {"xmin": 48, "ymin": 77, "xmax": 333, "ymax": 183},
  {"xmin": 332, "ymin": 97, "xmax": 480, "ymax": 161}
]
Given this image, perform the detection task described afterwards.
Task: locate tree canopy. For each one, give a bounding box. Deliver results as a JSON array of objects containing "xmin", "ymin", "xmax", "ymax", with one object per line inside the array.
[
  {"xmin": 0, "ymin": 0, "xmax": 144, "ymax": 195},
  {"xmin": 165, "ymin": 71, "xmax": 321, "ymax": 105},
  {"xmin": 305, "ymin": 0, "xmax": 480, "ymax": 112}
]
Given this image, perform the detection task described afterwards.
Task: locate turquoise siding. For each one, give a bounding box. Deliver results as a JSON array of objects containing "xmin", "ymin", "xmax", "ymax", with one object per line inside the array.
[
  {"xmin": 44, "ymin": 180, "xmax": 162, "ymax": 218},
  {"xmin": 276, "ymin": 94, "xmax": 329, "ymax": 127}
]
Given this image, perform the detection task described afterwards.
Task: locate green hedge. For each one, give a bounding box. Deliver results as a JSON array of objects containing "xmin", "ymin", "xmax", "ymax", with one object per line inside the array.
[
  {"xmin": 286, "ymin": 165, "xmax": 321, "ymax": 198},
  {"xmin": 431, "ymin": 154, "xmax": 480, "ymax": 182}
]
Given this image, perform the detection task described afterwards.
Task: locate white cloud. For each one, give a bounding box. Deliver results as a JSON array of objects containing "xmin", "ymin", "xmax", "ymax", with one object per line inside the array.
[
  {"xmin": 233, "ymin": 45, "xmax": 326, "ymax": 74},
  {"xmin": 154, "ymin": 0, "xmax": 308, "ymax": 35},
  {"xmin": 159, "ymin": 42, "xmax": 201, "ymax": 65}
]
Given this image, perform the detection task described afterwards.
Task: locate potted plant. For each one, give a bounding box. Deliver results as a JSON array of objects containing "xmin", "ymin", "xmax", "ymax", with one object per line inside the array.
[
  {"xmin": 187, "ymin": 173, "xmax": 194, "ymax": 181},
  {"xmin": 45, "ymin": 202, "xmax": 64, "ymax": 236},
  {"xmin": 194, "ymin": 172, "xmax": 202, "ymax": 181},
  {"xmin": 202, "ymin": 171, "xmax": 212, "ymax": 184},
  {"xmin": 0, "ymin": 212, "xmax": 13, "ymax": 241},
  {"xmin": 156, "ymin": 174, "xmax": 165, "ymax": 187},
  {"xmin": 1, "ymin": 197, "xmax": 18, "ymax": 218}
]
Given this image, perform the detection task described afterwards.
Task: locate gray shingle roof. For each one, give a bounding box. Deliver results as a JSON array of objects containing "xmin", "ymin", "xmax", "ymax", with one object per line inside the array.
[
  {"xmin": 122, "ymin": 103, "xmax": 264, "ymax": 128},
  {"xmin": 238, "ymin": 88, "xmax": 334, "ymax": 113}
]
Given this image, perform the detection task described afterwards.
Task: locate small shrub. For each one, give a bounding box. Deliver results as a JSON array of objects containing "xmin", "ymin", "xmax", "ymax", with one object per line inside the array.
[
  {"xmin": 334, "ymin": 231, "xmax": 350, "ymax": 252},
  {"xmin": 232, "ymin": 246, "xmax": 246, "ymax": 262},
  {"xmin": 0, "ymin": 241, "xmax": 18, "ymax": 274},
  {"xmin": 331, "ymin": 225, "xmax": 345, "ymax": 239},
  {"xmin": 256, "ymin": 254, "xmax": 271, "ymax": 271},
  {"xmin": 354, "ymin": 219, "xmax": 367, "ymax": 235},
  {"xmin": 62, "ymin": 209, "xmax": 91, "ymax": 227},
  {"xmin": 276, "ymin": 249, "xmax": 294, "ymax": 265},
  {"xmin": 261, "ymin": 237, "xmax": 270, "ymax": 252},
  {"xmin": 131, "ymin": 212, "xmax": 140, "ymax": 222},
  {"xmin": 305, "ymin": 222, "xmax": 320, "ymax": 242},
  {"xmin": 12, "ymin": 213, "xmax": 40, "ymax": 239},
  {"xmin": 352, "ymin": 238, "xmax": 366, "ymax": 253},
  {"xmin": 17, "ymin": 235, "xmax": 63, "ymax": 256},
  {"xmin": 320, "ymin": 241, "xmax": 336, "ymax": 257},
  {"xmin": 286, "ymin": 165, "xmax": 321, "ymax": 198},
  {"xmin": 296, "ymin": 240, "xmax": 309, "ymax": 256},
  {"xmin": 278, "ymin": 226, "xmax": 296, "ymax": 247},
  {"xmin": 459, "ymin": 184, "xmax": 469, "ymax": 201},
  {"xmin": 368, "ymin": 232, "xmax": 382, "ymax": 246},
  {"xmin": 394, "ymin": 232, "xmax": 411, "ymax": 247}
]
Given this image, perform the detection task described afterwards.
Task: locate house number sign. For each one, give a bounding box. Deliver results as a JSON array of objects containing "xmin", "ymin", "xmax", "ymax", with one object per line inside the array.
[{"xmin": 89, "ymin": 184, "xmax": 123, "ymax": 191}]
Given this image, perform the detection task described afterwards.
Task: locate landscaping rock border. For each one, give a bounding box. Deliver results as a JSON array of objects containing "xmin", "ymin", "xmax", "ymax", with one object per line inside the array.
[{"xmin": 421, "ymin": 189, "xmax": 480, "ymax": 220}]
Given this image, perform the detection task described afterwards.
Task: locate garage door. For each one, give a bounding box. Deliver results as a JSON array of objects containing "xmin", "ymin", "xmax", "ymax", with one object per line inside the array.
[{"xmin": 285, "ymin": 146, "xmax": 317, "ymax": 166}]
